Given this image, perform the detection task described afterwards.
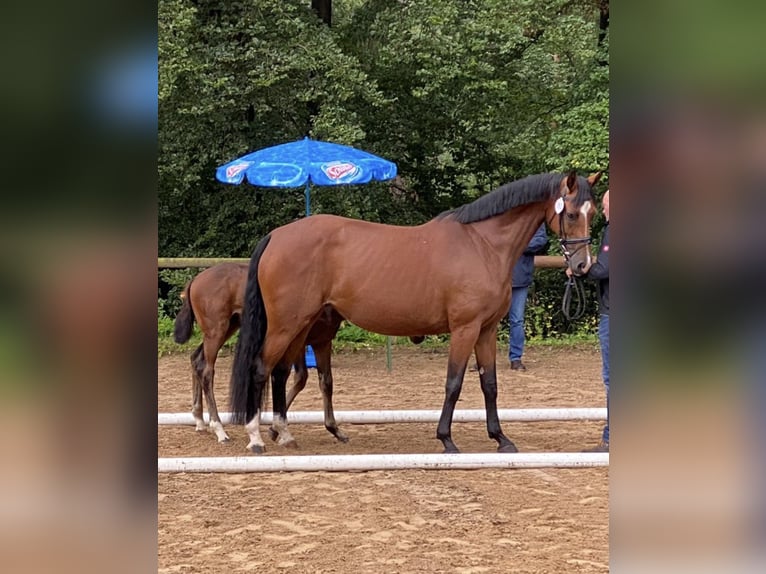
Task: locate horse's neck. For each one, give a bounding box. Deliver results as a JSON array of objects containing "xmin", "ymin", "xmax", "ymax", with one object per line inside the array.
[{"xmin": 470, "ymin": 205, "xmax": 547, "ymax": 270}]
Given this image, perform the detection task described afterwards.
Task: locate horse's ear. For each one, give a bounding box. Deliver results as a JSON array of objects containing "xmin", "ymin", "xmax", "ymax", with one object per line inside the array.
[
  {"xmin": 587, "ymin": 171, "xmax": 603, "ymax": 187},
  {"xmin": 566, "ymin": 170, "xmax": 578, "ymax": 192}
]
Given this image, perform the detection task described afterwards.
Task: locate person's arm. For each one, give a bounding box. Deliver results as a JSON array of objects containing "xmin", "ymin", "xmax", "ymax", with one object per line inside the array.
[
  {"xmin": 524, "ymin": 225, "xmax": 549, "ymax": 255},
  {"xmin": 584, "ymin": 225, "xmax": 609, "ymax": 280}
]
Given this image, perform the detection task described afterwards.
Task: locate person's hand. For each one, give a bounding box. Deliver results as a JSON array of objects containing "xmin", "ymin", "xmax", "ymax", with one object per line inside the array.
[{"xmin": 565, "ymin": 267, "xmax": 573, "ymax": 278}]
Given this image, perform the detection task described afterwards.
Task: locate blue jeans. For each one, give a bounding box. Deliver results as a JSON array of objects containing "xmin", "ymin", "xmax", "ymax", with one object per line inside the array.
[
  {"xmin": 598, "ymin": 313, "xmax": 610, "ymax": 443},
  {"xmin": 508, "ymin": 286, "xmax": 530, "ymax": 362}
]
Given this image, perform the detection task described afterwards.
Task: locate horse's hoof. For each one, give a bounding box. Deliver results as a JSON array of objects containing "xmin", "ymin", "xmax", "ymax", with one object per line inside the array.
[
  {"xmin": 268, "ymin": 428, "xmax": 278, "ymax": 442},
  {"xmin": 498, "ymin": 443, "xmax": 518, "ymax": 453},
  {"xmin": 248, "ymin": 444, "xmax": 264, "ymax": 454},
  {"xmin": 282, "ymin": 439, "xmax": 299, "ymax": 450},
  {"xmin": 328, "ymin": 427, "xmax": 349, "ymax": 443},
  {"xmin": 442, "ymin": 446, "xmax": 460, "ymax": 454},
  {"xmin": 218, "ymin": 437, "xmax": 230, "ymax": 444}
]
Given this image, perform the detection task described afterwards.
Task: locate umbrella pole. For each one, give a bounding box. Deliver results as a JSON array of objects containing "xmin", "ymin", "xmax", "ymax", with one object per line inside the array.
[{"xmin": 304, "ymin": 182, "xmax": 311, "ymax": 217}]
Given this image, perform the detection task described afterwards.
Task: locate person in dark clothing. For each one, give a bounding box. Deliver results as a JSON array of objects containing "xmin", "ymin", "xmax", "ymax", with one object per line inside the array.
[
  {"xmin": 508, "ymin": 224, "xmax": 549, "ymax": 371},
  {"xmin": 569, "ymin": 189, "xmax": 609, "ymax": 452}
]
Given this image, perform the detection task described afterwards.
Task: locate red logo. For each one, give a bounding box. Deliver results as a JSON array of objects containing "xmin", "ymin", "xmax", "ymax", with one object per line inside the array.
[
  {"xmin": 322, "ymin": 162, "xmax": 358, "ymax": 180},
  {"xmin": 225, "ymin": 162, "xmax": 251, "ymax": 180}
]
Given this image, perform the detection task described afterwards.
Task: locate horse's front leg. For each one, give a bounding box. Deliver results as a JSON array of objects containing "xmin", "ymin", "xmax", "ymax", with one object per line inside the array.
[
  {"xmin": 436, "ymin": 324, "xmax": 480, "ymax": 453},
  {"xmin": 475, "ymin": 325, "xmax": 517, "ymax": 453},
  {"xmin": 314, "ymin": 340, "xmax": 348, "ymax": 443},
  {"xmin": 286, "ymin": 353, "xmax": 309, "ymax": 409}
]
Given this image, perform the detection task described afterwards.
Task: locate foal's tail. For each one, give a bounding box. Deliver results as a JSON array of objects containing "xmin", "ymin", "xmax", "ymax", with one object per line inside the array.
[
  {"xmin": 173, "ymin": 280, "xmax": 195, "ymax": 343},
  {"xmin": 230, "ymin": 234, "xmax": 272, "ymax": 424}
]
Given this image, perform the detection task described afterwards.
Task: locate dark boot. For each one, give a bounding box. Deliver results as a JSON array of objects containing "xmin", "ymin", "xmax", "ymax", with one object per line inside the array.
[{"xmin": 510, "ymin": 360, "xmax": 526, "ymax": 371}]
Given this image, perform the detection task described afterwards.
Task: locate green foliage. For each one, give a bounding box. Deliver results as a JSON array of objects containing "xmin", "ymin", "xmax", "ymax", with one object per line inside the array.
[
  {"xmin": 158, "ymin": 268, "xmax": 196, "ymax": 318},
  {"xmin": 525, "ymin": 269, "xmax": 600, "ymax": 340},
  {"xmin": 333, "ymin": 322, "xmax": 387, "ymax": 349}
]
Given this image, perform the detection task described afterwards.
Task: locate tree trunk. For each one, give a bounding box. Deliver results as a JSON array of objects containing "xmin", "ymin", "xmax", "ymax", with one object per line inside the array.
[{"xmin": 311, "ymin": 0, "xmax": 331, "ymax": 26}]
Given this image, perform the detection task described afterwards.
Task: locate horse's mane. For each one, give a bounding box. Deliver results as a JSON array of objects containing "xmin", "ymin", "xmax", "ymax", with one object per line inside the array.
[{"xmin": 436, "ymin": 172, "xmax": 592, "ymax": 224}]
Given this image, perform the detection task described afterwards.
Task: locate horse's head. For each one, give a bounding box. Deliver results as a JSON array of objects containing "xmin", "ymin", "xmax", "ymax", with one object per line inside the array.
[{"xmin": 547, "ymin": 170, "xmax": 602, "ymax": 277}]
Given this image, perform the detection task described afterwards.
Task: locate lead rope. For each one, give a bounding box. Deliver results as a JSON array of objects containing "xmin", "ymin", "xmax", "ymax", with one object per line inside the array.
[{"xmin": 561, "ymin": 274, "xmax": 587, "ymax": 321}]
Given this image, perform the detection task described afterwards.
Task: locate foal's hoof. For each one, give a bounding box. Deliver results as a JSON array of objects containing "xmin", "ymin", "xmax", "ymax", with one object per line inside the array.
[
  {"xmin": 248, "ymin": 444, "xmax": 265, "ymax": 454},
  {"xmin": 268, "ymin": 428, "xmax": 279, "ymax": 442},
  {"xmin": 336, "ymin": 433, "xmax": 350, "ymax": 444},
  {"xmin": 282, "ymin": 439, "xmax": 299, "ymax": 450},
  {"xmin": 442, "ymin": 446, "xmax": 460, "ymax": 454},
  {"xmin": 497, "ymin": 443, "xmax": 518, "ymax": 453},
  {"xmin": 217, "ymin": 437, "xmax": 230, "ymax": 444}
]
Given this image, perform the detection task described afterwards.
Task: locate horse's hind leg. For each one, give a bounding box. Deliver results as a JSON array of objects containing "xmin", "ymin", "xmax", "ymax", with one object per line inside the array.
[
  {"xmin": 475, "ymin": 325, "xmax": 517, "ymax": 453},
  {"xmin": 260, "ymin": 328, "xmax": 313, "ymax": 449},
  {"xmin": 244, "ymin": 357, "xmax": 269, "ymax": 453},
  {"xmin": 314, "ymin": 340, "xmax": 348, "ymax": 443},
  {"xmin": 269, "ymin": 359, "xmax": 298, "ymax": 448},
  {"xmin": 201, "ymin": 336, "xmax": 230, "ymax": 443},
  {"xmin": 190, "ymin": 344, "xmax": 206, "ymax": 431},
  {"xmin": 268, "ymin": 351, "xmax": 308, "ymax": 442}
]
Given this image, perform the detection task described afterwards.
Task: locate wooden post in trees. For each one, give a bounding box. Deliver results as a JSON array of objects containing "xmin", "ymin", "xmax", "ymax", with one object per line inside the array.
[{"xmin": 598, "ymin": 1, "xmax": 609, "ymax": 45}]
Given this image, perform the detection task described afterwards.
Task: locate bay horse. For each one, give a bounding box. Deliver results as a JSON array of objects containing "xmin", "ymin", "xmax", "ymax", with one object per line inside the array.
[
  {"xmin": 173, "ymin": 262, "xmax": 349, "ymax": 444},
  {"xmin": 230, "ymin": 171, "xmax": 601, "ymax": 453}
]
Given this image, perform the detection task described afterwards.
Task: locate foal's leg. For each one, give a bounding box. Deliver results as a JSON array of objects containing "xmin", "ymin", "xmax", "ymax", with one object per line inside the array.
[
  {"xmin": 436, "ymin": 324, "xmax": 480, "ymax": 453},
  {"xmin": 314, "ymin": 340, "xmax": 348, "ymax": 443},
  {"xmin": 201, "ymin": 336, "xmax": 230, "ymax": 443},
  {"xmin": 475, "ymin": 326, "xmax": 517, "ymax": 453},
  {"xmin": 190, "ymin": 344, "xmax": 206, "ymax": 431}
]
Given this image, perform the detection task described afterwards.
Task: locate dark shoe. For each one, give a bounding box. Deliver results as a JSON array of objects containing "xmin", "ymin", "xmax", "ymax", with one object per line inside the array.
[
  {"xmin": 510, "ymin": 360, "xmax": 526, "ymax": 371},
  {"xmin": 582, "ymin": 440, "xmax": 609, "ymax": 453}
]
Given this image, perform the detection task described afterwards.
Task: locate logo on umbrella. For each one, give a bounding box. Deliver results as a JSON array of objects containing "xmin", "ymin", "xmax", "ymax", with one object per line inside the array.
[
  {"xmin": 322, "ymin": 161, "xmax": 359, "ymax": 181},
  {"xmin": 225, "ymin": 161, "xmax": 252, "ymax": 180}
]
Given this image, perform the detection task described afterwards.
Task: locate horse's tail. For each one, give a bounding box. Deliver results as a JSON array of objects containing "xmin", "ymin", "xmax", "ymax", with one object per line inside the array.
[
  {"xmin": 173, "ymin": 280, "xmax": 195, "ymax": 343},
  {"xmin": 230, "ymin": 234, "xmax": 272, "ymax": 424}
]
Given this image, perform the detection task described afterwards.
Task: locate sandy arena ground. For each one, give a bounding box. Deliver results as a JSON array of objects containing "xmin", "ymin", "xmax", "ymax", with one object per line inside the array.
[{"xmin": 159, "ymin": 344, "xmax": 609, "ymax": 573}]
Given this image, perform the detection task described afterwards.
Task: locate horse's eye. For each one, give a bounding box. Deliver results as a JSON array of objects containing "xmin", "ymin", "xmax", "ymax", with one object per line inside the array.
[{"xmin": 566, "ymin": 212, "xmax": 577, "ymax": 221}]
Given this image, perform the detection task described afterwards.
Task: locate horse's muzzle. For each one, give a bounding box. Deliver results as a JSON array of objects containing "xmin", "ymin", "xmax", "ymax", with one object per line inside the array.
[{"xmin": 571, "ymin": 260, "xmax": 591, "ymax": 276}]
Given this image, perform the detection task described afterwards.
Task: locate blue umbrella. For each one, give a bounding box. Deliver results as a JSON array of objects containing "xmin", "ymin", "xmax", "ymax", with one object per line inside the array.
[
  {"xmin": 216, "ymin": 137, "xmax": 398, "ymax": 369},
  {"xmin": 216, "ymin": 137, "xmax": 398, "ymax": 216}
]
